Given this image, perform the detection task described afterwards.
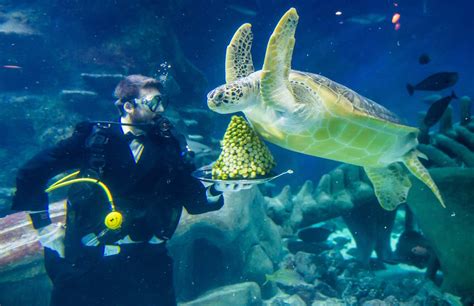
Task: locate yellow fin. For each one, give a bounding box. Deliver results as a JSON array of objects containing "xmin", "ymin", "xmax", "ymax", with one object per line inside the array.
[
  {"xmin": 261, "ymin": 8, "xmax": 298, "ymax": 109},
  {"xmin": 225, "ymin": 23, "xmax": 255, "ymax": 83},
  {"xmin": 364, "ymin": 163, "xmax": 412, "ymax": 210},
  {"xmin": 402, "ymin": 150, "xmax": 446, "ymax": 208}
]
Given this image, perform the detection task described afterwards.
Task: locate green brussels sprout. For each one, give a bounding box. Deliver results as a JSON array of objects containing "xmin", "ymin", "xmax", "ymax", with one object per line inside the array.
[{"xmin": 212, "ymin": 116, "xmax": 276, "ymax": 180}]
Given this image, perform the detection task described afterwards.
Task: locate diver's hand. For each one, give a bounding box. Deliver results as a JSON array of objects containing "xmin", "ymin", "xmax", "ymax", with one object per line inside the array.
[
  {"xmin": 37, "ymin": 223, "xmax": 66, "ymax": 258},
  {"xmin": 213, "ymin": 182, "xmax": 253, "ymax": 193}
]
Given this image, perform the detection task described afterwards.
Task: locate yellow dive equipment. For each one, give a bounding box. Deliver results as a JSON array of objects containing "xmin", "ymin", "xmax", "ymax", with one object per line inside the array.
[{"xmin": 45, "ymin": 170, "xmax": 123, "ymax": 230}]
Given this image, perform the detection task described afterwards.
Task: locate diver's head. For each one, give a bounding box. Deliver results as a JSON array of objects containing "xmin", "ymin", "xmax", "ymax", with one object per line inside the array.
[
  {"xmin": 114, "ymin": 75, "xmax": 168, "ymax": 124},
  {"xmin": 207, "ymin": 78, "xmax": 258, "ymax": 114}
]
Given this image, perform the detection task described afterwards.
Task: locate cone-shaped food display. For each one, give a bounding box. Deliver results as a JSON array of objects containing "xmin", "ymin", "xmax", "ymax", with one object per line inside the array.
[{"xmin": 212, "ymin": 116, "xmax": 276, "ymax": 179}]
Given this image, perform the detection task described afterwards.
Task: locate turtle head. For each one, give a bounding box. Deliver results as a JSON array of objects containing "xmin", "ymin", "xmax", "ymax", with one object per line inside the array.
[{"xmin": 207, "ymin": 79, "xmax": 258, "ymax": 114}]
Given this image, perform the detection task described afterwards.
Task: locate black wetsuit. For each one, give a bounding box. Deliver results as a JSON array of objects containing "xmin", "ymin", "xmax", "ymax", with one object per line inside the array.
[{"xmin": 11, "ymin": 119, "xmax": 223, "ymax": 306}]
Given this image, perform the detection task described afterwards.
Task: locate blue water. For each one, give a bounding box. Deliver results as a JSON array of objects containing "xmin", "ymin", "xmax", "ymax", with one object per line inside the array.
[
  {"xmin": 0, "ymin": 1, "xmax": 473, "ymax": 304},
  {"xmin": 183, "ymin": 0, "xmax": 473, "ymax": 185}
]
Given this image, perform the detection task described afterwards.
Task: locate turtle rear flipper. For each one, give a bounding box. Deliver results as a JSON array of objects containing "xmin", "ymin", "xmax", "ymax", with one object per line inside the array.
[
  {"xmin": 402, "ymin": 150, "xmax": 446, "ymax": 208},
  {"xmin": 226, "ymin": 23, "xmax": 255, "ymax": 83},
  {"xmin": 364, "ymin": 163, "xmax": 412, "ymax": 211},
  {"xmin": 261, "ymin": 8, "xmax": 298, "ymax": 111}
]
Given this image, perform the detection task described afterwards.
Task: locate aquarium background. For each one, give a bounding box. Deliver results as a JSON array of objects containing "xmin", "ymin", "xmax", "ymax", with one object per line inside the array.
[
  {"xmin": 0, "ymin": 0, "xmax": 472, "ymax": 194},
  {"xmin": 0, "ymin": 0, "xmax": 473, "ymax": 305}
]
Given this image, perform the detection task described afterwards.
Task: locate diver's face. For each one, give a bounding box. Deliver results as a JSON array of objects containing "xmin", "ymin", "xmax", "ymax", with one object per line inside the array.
[
  {"xmin": 127, "ymin": 88, "xmax": 164, "ymax": 124},
  {"xmin": 207, "ymin": 81, "xmax": 252, "ymax": 114}
]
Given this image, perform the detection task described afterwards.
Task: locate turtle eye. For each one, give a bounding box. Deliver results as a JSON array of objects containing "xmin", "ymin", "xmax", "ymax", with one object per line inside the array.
[
  {"xmin": 217, "ymin": 92, "xmax": 224, "ymax": 100},
  {"xmin": 207, "ymin": 89, "xmax": 217, "ymax": 100}
]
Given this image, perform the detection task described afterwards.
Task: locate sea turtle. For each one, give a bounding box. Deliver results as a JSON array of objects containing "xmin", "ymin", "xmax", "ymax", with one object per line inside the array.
[{"xmin": 207, "ymin": 8, "xmax": 445, "ymax": 210}]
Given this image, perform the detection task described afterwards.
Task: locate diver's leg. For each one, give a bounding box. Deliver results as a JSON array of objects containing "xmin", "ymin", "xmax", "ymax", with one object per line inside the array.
[
  {"xmin": 123, "ymin": 244, "xmax": 177, "ymax": 306},
  {"xmin": 45, "ymin": 254, "xmax": 98, "ymax": 305}
]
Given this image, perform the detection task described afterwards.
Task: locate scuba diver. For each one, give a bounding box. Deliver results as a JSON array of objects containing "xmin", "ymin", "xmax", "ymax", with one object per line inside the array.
[{"xmin": 11, "ymin": 75, "xmax": 248, "ymax": 306}]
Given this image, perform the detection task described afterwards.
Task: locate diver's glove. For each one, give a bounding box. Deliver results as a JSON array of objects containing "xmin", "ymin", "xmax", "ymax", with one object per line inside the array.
[
  {"xmin": 37, "ymin": 223, "xmax": 66, "ymax": 258},
  {"xmin": 147, "ymin": 115, "xmax": 173, "ymax": 139}
]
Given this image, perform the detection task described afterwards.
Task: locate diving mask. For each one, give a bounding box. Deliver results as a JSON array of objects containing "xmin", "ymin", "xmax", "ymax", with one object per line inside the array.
[{"xmin": 134, "ymin": 94, "xmax": 168, "ymax": 113}]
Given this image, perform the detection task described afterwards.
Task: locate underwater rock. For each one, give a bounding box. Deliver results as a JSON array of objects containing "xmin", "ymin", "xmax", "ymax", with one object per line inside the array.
[
  {"xmin": 297, "ymin": 226, "xmax": 333, "ymax": 243},
  {"xmin": 311, "ymin": 298, "xmax": 345, "ymax": 306},
  {"xmin": 418, "ymin": 110, "xmax": 474, "ymax": 168},
  {"xmin": 178, "ymin": 282, "xmax": 262, "ymax": 306},
  {"xmin": 0, "ymin": 187, "xmax": 15, "ymax": 216},
  {"xmin": 0, "ymin": 201, "xmax": 65, "ymax": 282},
  {"xmin": 286, "ymin": 239, "xmax": 333, "ymax": 255},
  {"xmin": 264, "ymin": 291, "xmax": 306, "ymax": 306},
  {"xmin": 342, "ymin": 197, "xmax": 396, "ymax": 267},
  {"xmin": 293, "ymin": 252, "xmax": 318, "ymax": 283},
  {"xmin": 60, "ymin": 89, "xmax": 98, "ymax": 110},
  {"xmin": 272, "ymin": 294, "xmax": 306, "ymax": 306},
  {"xmin": 275, "ymin": 280, "xmax": 315, "ymax": 305},
  {"xmin": 313, "ymin": 279, "xmax": 339, "ymax": 298},
  {"xmin": 361, "ymin": 299, "xmax": 385, "ymax": 306},
  {"xmin": 417, "ymin": 144, "xmax": 458, "ymax": 167},
  {"xmin": 169, "ymin": 187, "xmax": 282, "ymax": 301},
  {"xmin": 432, "ymin": 134, "xmax": 474, "ymax": 167},
  {"xmin": 80, "ymin": 73, "xmax": 124, "ymax": 96},
  {"xmin": 265, "ymin": 165, "xmax": 394, "ymax": 267},
  {"xmin": 0, "ymin": 201, "xmax": 65, "ymax": 306},
  {"xmin": 404, "ymin": 280, "xmax": 465, "ymax": 305},
  {"xmin": 459, "ymin": 96, "xmax": 471, "ymax": 126},
  {"xmin": 264, "ymin": 166, "xmax": 375, "ymax": 234},
  {"xmin": 264, "ymin": 185, "xmax": 293, "ymax": 233},
  {"xmin": 407, "ymin": 167, "xmax": 474, "ymax": 299}
]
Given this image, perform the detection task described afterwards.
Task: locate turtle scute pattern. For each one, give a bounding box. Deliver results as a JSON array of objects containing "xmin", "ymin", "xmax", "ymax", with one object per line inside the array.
[
  {"xmin": 227, "ymin": 24, "xmax": 254, "ymax": 81},
  {"xmin": 301, "ymin": 72, "xmax": 401, "ymax": 124}
]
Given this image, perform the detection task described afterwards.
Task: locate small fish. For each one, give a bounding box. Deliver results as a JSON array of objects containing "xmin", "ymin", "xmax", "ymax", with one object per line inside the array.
[
  {"xmin": 391, "ymin": 13, "xmax": 400, "ymax": 24},
  {"xmin": 297, "ymin": 226, "xmax": 333, "ymax": 243},
  {"xmin": 186, "ymin": 139, "xmax": 212, "ymax": 154},
  {"xmin": 393, "ymin": 230, "xmax": 433, "ymax": 268},
  {"xmin": 2, "ymin": 65, "xmax": 22, "ymax": 69},
  {"xmin": 421, "ymin": 94, "xmax": 442, "ymax": 104},
  {"xmin": 187, "ymin": 134, "xmax": 204, "ymax": 141},
  {"xmin": 418, "ymin": 53, "xmax": 431, "ymax": 65},
  {"xmin": 423, "ymin": 91, "xmax": 458, "ymax": 128},
  {"xmin": 411, "ymin": 245, "xmax": 428, "ymax": 256},
  {"xmin": 346, "ymin": 13, "xmax": 386, "ymax": 25},
  {"xmin": 263, "ymin": 268, "xmax": 302, "ymax": 286},
  {"xmin": 227, "ymin": 4, "xmax": 257, "ymax": 17},
  {"xmin": 407, "ymin": 72, "xmax": 458, "ymax": 96}
]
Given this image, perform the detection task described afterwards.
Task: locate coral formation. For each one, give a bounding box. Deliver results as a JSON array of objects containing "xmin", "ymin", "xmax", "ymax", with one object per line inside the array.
[{"xmin": 407, "ymin": 168, "xmax": 474, "ymax": 298}]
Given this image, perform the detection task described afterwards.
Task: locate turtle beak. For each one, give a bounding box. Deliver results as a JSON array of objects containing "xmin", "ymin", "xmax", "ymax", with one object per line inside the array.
[{"xmin": 207, "ymin": 89, "xmax": 221, "ymax": 111}]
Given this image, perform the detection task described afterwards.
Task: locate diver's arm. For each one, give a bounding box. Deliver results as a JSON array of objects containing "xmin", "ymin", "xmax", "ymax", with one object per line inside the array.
[
  {"xmin": 177, "ymin": 163, "xmax": 224, "ymax": 215},
  {"xmin": 171, "ymin": 143, "xmax": 224, "ymax": 214},
  {"xmin": 11, "ymin": 122, "xmax": 92, "ymax": 228}
]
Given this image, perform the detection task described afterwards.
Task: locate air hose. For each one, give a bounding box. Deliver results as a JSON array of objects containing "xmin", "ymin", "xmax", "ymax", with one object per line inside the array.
[{"xmin": 45, "ymin": 170, "xmax": 123, "ymax": 230}]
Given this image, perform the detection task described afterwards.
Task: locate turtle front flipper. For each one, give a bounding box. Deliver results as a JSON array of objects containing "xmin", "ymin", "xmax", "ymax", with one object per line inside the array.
[
  {"xmin": 261, "ymin": 8, "xmax": 299, "ymax": 111},
  {"xmin": 226, "ymin": 23, "xmax": 255, "ymax": 83},
  {"xmin": 364, "ymin": 163, "xmax": 412, "ymax": 211},
  {"xmin": 402, "ymin": 150, "xmax": 446, "ymax": 208}
]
